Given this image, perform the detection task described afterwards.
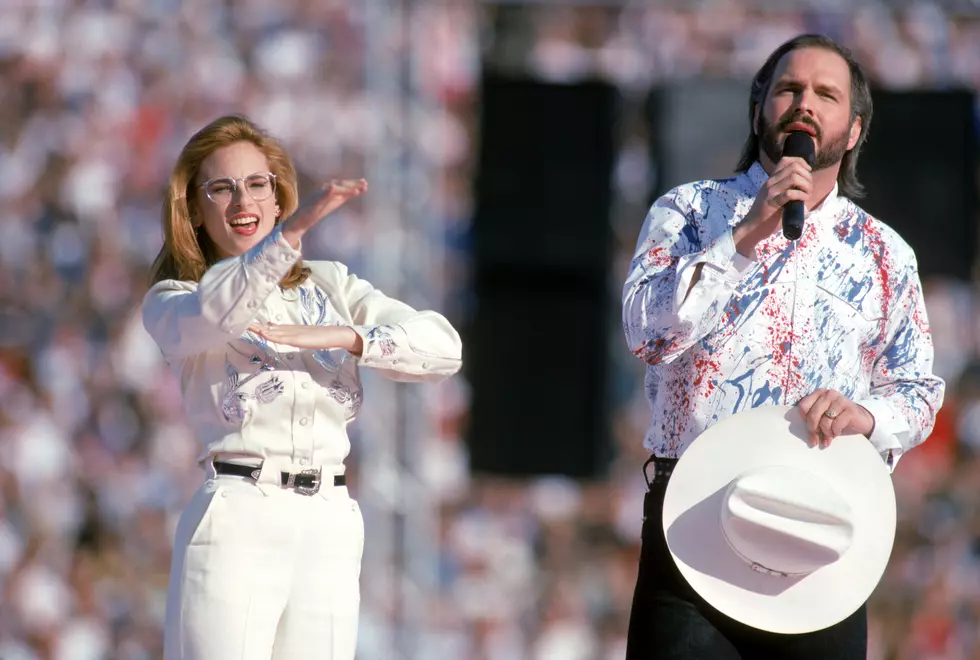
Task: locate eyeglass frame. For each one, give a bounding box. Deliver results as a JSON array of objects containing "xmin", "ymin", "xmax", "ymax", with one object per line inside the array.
[{"xmin": 198, "ymin": 172, "xmax": 278, "ymax": 204}]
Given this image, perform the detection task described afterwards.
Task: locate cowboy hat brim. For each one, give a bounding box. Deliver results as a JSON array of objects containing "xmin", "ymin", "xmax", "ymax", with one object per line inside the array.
[{"xmin": 662, "ymin": 405, "xmax": 897, "ymax": 634}]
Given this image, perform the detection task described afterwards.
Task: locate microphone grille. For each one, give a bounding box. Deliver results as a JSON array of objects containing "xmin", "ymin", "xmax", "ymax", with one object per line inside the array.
[{"xmin": 782, "ymin": 132, "xmax": 815, "ymax": 166}]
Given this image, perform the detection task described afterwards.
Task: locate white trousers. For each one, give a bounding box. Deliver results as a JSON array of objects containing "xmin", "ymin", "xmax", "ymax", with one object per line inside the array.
[{"xmin": 164, "ymin": 460, "xmax": 364, "ymax": 660}]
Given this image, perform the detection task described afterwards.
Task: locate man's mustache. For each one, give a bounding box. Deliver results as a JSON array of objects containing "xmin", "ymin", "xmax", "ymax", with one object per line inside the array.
[{"xmin": 778, "ymin": 113, "xmax": 821, "ymax": 140}]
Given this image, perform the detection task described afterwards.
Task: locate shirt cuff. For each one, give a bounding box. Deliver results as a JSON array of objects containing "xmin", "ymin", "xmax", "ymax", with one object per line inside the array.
[
  {"xmin": 270, "ymin": 224, "xmax": 302, "ymax": 259},
  {"xmin": 351, "ymin": 324, "xmax": 403, "ymax": 367},
  {"xmin": 855, "ymin": 398, "xmax": 908, "ymax": 471},
  {"xmin": 243, "ymin": 224, "xmax": 302, "ymax": 281}
]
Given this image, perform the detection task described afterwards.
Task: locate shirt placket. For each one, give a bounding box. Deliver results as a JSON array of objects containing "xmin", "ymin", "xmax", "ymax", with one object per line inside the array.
[
  {"xmin": 787, "ymin": 232, "xmax": 817, "ymax": 406},
  {"xmin": 276, "ymin": 293, "xmax": 316, "ymax": 468}
]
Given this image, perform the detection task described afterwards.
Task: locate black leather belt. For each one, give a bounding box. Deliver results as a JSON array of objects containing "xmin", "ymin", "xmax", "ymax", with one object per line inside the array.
[
  {"xmin": 214, "ymin": 460, "xmax": 345, "ymax": 496},
  {"xmin": 642, "ymin": 455, "xmax": 679, "ymax": 488}
]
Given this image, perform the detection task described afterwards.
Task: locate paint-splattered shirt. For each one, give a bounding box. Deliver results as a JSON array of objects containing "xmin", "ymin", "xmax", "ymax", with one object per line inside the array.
[{"xmin": 622, "ymin": 162, "xmax": 945, "ymax": 467}]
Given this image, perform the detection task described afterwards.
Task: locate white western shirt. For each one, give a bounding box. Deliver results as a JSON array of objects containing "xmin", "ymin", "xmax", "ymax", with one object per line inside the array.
[
  {"xmin": 142, "ymin": 226, "xmax": 463, "ymax": 472},
  {"xmin": 623, "ymin": 162, "xmax": 945, "ymax": 468}
]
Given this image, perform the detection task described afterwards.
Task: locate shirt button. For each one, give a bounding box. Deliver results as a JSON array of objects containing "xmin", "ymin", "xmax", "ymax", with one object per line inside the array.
[
  {"xmin": 301, "ymin": 382, "xmax": 310, "ymax": 389},
  {"xmin": 299, "ymin": 418, "xmax": 309, "ymax": 426},
  {"xmin": 392, "ymin": 359, "xmax": 399, "ymax": 365},
  {"xmin": 275, "ymin": 314, "xmax": 283, "ymax": 322},
  {"xmin": 247, "ymin": 301, "xmax": 257, "ymax": 309},
  {"xmin": 287, "ymin": 354, "xmax": 295, "ymax": 360},
  {"xmin": 300, "ymin": 458, "xmax": 310, "ymax": 466},
  {"xmin": 422, "ymin": 362, "xmax": 429, "ymax": 369}
]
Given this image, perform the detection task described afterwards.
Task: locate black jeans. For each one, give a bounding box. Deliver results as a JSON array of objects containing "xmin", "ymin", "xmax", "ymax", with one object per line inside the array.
[{"xmin": 625, "ymin": 479, "xmax": 868, "ymax": 660}]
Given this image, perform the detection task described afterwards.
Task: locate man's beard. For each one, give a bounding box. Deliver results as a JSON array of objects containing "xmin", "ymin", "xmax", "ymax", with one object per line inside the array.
[{"xmin": 758, "ymin": 111, "xmax": 851, "ymax": 171}]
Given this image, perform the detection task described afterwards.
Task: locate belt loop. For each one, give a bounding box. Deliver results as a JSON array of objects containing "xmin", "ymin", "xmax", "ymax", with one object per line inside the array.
[
  {"xmin": 254, "ymin": 459, "xmax": 282, "ymax": 497},
  {"xmin": 642, "ymin": 454, "xmax": 656, "ymax": 490},
  {"xmin": 643, "ymin": 455, "xmax": 678, "ymax": 490}
]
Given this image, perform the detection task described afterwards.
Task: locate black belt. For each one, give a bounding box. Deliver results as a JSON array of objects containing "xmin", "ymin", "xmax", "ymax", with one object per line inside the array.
[
  {"xmin": 214, "ymin": 460, "xmax": 345, "ymax": 496},
  {"xmin": 642, "ymin": 455, "xmax": 678, "ymax": 488}
]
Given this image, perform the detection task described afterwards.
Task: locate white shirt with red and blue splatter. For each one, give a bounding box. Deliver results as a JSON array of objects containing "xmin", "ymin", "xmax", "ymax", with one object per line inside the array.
[{"xmin": 623, "ymin": 162, "xmax": 945, "ymax": 469}]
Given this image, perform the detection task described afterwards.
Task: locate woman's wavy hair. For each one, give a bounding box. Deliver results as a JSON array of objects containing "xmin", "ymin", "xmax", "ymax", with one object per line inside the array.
[
  {"xmin": 735, "ymin": 34, "xmax": 873, "ymax": 199},
  {"xmin": 149, "ymin": 114, "xmax": 309, "ymax": 287}
]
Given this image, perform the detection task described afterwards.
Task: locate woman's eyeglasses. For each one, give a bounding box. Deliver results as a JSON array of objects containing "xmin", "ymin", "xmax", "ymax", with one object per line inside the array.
[{"xmin": 199, "ymin": 172, "xmax": 277, "ymax": 204}]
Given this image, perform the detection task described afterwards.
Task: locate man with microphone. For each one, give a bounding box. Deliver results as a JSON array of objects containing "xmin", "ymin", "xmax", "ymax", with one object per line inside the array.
[{"xmin": 622, "ymin": 34, "xmax": 945, "ymax": 658}]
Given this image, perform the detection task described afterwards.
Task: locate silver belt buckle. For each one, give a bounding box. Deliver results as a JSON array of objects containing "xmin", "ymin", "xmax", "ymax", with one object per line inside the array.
[{"xmin": 286, "ymin": 468, "xmax": 321, "ymax": 496}]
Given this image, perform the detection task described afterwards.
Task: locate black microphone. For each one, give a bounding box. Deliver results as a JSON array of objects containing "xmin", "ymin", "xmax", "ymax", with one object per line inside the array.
[{"xmin": 780, "ymin": 131, "xmax": 815, "ymax": 241}]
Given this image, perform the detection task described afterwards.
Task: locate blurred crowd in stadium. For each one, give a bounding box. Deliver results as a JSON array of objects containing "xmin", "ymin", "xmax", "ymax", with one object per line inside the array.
[{"xmin": 0, "ymin": 2, "xmax": 978, "ymax": 659}]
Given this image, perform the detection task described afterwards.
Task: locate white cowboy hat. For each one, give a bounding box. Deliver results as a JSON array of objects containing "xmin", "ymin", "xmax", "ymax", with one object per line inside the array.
[{"xmin": 662, "ymin": 404, "xmax": 897, "ymax": 634}]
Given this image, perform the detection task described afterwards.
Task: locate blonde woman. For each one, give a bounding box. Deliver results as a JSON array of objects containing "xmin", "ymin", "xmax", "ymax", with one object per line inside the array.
[{"xmin": 143, "ymin": 115, "xmax": 462, "ymax": 660}]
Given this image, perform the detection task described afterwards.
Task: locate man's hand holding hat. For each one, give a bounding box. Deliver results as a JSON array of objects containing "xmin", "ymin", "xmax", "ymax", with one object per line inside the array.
[{"xmin": 799, "ymin": 388, "xmax": 877, "ymax": 448}]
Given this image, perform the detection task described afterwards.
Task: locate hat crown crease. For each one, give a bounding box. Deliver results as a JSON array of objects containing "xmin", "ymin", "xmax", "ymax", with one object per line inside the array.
[{"xmin": 721, "ymin": 466, "xmax": 855, "ymax": 576}]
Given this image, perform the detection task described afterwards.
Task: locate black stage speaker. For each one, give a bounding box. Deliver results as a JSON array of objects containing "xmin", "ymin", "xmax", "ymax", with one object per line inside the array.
[
  {"xmin": 466, "ymin": 73, "xmax": 618, "ymax": 478},
  {"xmin": 857, "ymin": 90, "xmax": 977, "ymax": 282}
]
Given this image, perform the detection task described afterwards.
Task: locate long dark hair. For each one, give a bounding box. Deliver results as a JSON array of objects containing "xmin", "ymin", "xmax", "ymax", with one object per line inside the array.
[{"xmin": 735, "ymin": 34, "xmax": 873, "ymax": 199}]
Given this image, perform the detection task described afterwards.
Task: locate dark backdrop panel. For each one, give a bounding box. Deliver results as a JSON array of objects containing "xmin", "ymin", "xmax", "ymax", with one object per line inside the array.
[
  {"xmin": 646, "ymin": 80, "xmax": 750, "ymax": 198},
  {"xmin": 473, "ymin": 74, "xmax": 619, "ymax": 272},
  {"xmin": 465, "ymin": 282, "xmax": 609, "ymax": 478},
  {"xmin": 466, "ymin": 74, "xmax": 618, "ymax": 478},
  {"xmin": 857, "ymin": 90, "xmax": 978, "ymax": 281}
]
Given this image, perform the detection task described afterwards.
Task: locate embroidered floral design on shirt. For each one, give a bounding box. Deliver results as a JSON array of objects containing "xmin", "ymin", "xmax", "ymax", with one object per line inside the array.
[
  {"xmin": 366, "ymin": 326, "xmax": 397, "ymax": 357},
  {"xmin": 327, "ymin": 378, "xmax": 363, "ymax": 417},
  {"xmin": 300, "ymin": 284, "xmax": 348, "ymax": 373},
  {"xmin": 221, "ymin": 344, "xmax": 284, "ymax": 423},
  {"xmin": 300, "ymin": 286, "xmax": 330, "ymax": 325},
  {"xmin": 297, "ymin": 282, "xmax": 365, "ymax": 415}
]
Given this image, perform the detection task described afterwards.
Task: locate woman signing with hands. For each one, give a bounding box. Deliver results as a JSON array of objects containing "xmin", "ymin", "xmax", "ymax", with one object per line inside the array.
[
  {"xmin": 248, "ymin": 321, "xmax": 364, "ymax": 356},
  {"xmin": 142, "ymin": 115, "xmax": 462, "ymax": 660}
]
